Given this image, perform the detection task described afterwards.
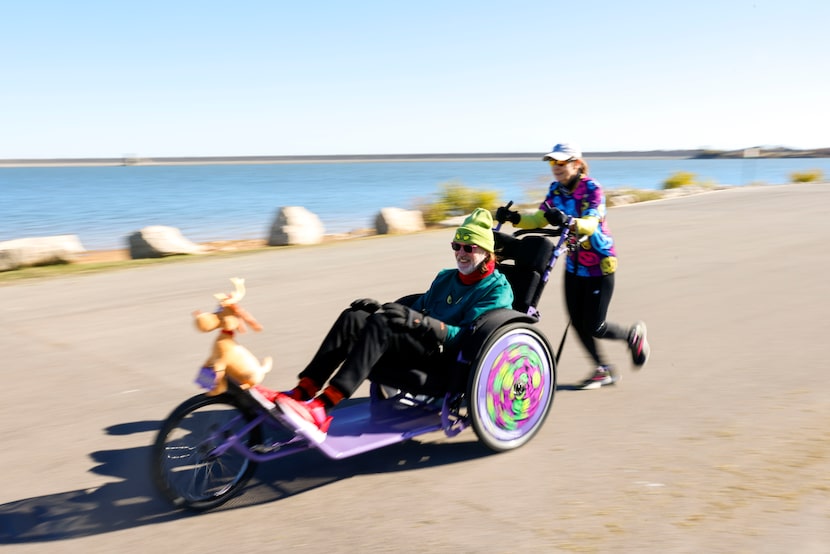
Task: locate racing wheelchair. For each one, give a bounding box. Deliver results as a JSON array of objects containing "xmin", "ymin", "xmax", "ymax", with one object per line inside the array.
[{"xmin": 151, "ymin": 222, "xmax": 571, "ymax": 511}]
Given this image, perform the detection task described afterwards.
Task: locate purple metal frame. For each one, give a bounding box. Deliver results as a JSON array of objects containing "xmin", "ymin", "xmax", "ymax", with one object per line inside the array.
[
  {"xmin": 205, "ymin": 388, "xmax": 466, "ymax": 463},
  {"xmin": 199, "ymin": 223, "xmax": 573, "ymax": 464},
  {"xmin": 524, "ymin": 222, "xmax": 572, "ymax": 319}
]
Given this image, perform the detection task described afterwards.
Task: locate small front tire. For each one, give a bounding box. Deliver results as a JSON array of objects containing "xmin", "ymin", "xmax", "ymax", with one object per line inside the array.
[{"xmin": 151, "ymin": 393, "xmax": 262, "ymax": 511}]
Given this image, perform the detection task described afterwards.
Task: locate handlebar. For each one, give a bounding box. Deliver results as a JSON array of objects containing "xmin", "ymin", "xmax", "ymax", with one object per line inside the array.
[
  {"xmin": 510, "ymin": 228, "xmax": 562, "ymax": 238},
  {"xmin": 494, "ymin": 200, "xmax": 575, "ymax": 239}
]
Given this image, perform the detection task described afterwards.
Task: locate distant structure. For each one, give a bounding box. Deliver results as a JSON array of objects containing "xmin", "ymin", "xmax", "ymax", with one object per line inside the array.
[{"xmin": 122, "ymin": 153, "xmax": 141, "ymax": 165}]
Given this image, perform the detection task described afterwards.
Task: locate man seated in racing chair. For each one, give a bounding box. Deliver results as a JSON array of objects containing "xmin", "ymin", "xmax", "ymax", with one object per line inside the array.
[{"xmin": 257, "ymin": 208, "xmax": 514, "ymax": 443}]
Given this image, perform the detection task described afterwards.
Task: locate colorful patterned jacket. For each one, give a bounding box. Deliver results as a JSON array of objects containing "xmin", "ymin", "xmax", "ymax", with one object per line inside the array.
[{"xmin": 517, "ymin": 177, "xmax": 617, "ymax": 276}]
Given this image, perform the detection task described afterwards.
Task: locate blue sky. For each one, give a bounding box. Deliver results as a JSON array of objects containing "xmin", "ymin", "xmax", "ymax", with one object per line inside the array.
[{"xmin": 1, "ymin": 0, "xmax": 827, "ymax": 158}]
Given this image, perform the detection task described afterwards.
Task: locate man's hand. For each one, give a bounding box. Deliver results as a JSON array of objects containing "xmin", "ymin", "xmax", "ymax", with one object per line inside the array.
[{"xmin": 381, "ymin": 302, "xmax": 448, "ymax": 344}]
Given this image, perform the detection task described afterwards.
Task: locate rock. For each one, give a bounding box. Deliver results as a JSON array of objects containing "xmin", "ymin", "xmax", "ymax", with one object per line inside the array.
[
  {"xmin": 661, "ymin": 185, "xmax": 714, "ymax": 199},
  {"xmin": 128, "ymin": 225, "xmax": 205, "ymax": 259},
  {"xmin": 267, "ymin": 206, "xmax": 325, "ymax": 246},
  {"xmin": 437, "ymin": 215, "xmax": 467, "ymax": 228},
  {"xmin": 0, "ymin": 235, "xmax": 86, "ymax": 271},
  {"xmin": 374, "ymin": 208, "xmax": 425, "ymax": 235},
  {"xmin": 608, "ymin": 194, "xmax": 637, "ymax": 206}
]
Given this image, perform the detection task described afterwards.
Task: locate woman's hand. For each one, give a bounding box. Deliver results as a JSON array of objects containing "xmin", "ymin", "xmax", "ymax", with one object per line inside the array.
[
  {"xmin": 543, "ymin": 207, "xmax": 568, "ymax": 227},
  {"xmin": 495, "ymin": 205, "xmax": 521, "ymax": 225}
]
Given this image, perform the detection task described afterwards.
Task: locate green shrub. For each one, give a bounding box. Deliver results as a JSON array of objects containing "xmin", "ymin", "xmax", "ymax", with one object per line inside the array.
[
  {"xmin": 662, "ymin": 171, "xmax": 698, "ymax": 190},
  {"xmin": 417, "ymin": 181, "xmax": 501, "ymax": 224},
  {"xmin": 789, "ymin": 169, "xmax": 824, "ymax": 183}
]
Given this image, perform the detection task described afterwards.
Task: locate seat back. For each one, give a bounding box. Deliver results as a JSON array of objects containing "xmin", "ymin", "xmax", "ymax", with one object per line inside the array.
[{"xmin": 495, "ymin": 233, "xmax": 556, "ymax": 314}]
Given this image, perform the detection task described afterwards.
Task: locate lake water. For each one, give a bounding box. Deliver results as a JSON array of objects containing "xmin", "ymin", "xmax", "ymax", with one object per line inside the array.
[{"xmin": 1, "ymin": 157, "xmax": 827, "ymax": 251}]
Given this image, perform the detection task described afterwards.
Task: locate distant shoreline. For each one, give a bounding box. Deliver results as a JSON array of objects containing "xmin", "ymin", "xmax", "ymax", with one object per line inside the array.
[
  {"xmin": 2, "ymin": 148, "xmax": 828, "ymax": 168},
  {"xmin": 0, "ymin": 151, "xmax": 694, "ymax": 168}
]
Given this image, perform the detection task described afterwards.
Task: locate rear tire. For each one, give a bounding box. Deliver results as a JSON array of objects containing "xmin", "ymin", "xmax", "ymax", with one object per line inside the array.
[
  {"xmin": 467, "ymin": 323, "xmax": 556, "ymax": 451},
  {"xmin": 151, "ymin": 393, "xmax": 262, "ymax": 511}
]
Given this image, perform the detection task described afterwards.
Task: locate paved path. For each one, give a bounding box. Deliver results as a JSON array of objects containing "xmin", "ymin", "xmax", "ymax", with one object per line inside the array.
[{"xmin": 1, "ymin": 183, "xmax": 828, "ymax": 553}]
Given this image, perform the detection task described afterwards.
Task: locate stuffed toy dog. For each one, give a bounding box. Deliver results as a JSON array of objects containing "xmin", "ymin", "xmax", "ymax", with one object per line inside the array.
[{"xmin": 194, "ymin": 277, "xmax": 272, "ymax": 396}]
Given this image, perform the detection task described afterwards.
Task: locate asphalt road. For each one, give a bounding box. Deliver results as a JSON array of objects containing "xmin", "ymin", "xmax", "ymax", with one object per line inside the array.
[{"xmin": 1, "ymin": 183, "xmax": 828, "ymax": 553}]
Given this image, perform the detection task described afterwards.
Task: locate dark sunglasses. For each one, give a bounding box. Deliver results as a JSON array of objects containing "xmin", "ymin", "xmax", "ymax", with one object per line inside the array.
[
  {"xmin": 451, "ymin": 242, "xmax": 479, "ymax": 253},
  {"xmin": 548, "ymin": 159, "xmax": 573, "ymax": 167}
]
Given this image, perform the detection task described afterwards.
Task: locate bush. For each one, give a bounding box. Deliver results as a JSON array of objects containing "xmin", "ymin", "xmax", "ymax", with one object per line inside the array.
[
  {"xmin": 662, "ymin": 171, "xmax": 698, "ymax": 190},
  {"xmin": 789, "ymin": 169, "xmax": 824, "ymax": 183},
  {"xmin": 417, "ymin": 181, "xmax": 501, "ymax": 224}
]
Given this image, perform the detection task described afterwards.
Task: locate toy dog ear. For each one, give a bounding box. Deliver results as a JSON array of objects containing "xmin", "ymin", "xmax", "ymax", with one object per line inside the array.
[
  {"xmin": 195, "ymin": 312, "xmax": 220, "ymax": 332},
  {"xmin": 230, "ymin": 304, "xmax": 263, "ymax": 332}
]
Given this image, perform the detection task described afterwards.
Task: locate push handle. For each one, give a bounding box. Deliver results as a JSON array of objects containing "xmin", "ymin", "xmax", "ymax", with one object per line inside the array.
[{"xmin": 543, "ymin": 199, "xmax": 575, "ymax": 230}]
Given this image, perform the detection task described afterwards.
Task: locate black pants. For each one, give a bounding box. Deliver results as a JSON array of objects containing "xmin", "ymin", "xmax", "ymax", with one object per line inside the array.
[
  {"xmin": 298, "ymin": 308, "xmax": 441, "ymax": 398},
  {"xmin": 564, "ymin": 272, "xmax": 629, "ymax": 367}
]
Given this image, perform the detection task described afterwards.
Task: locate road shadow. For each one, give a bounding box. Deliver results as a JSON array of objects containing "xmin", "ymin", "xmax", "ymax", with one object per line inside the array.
[
  {"xmin": 556, "ymin": 383, "xmax": 590, "ymax": 391},
  {"xmin": 0, "ymin": 414, "xmax": 493, "ymax": 544}
]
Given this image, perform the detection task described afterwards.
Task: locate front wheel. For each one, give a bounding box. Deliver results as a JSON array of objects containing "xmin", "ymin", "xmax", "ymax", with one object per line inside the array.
[
  {"xmin": 151, "ymin": 393, "xmax": 262, "ymax": 511},
  {"xmin": 467, "ymin": 323, "xmax": 556, "ymax": 451}
]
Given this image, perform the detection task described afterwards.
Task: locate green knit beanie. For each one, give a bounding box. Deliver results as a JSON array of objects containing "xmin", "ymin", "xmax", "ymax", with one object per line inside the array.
[{"xmin": 454, "ymin": 208, "xmax": 495, "ymax": 252}]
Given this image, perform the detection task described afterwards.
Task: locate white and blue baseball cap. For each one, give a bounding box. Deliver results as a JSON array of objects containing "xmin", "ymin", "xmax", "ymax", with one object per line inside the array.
[{"xmin": 542, "ymin": 143, "xmax": 582, "ymax": 161}]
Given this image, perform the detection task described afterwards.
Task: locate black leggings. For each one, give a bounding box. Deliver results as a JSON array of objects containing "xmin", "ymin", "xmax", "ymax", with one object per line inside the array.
[
  {"xmin": 298, "ymin": 308, "xmax": 442, "ymax": 398},
  {"xmin": 564, "ymin": 272, "xmax": 629, "ymax": 367}
]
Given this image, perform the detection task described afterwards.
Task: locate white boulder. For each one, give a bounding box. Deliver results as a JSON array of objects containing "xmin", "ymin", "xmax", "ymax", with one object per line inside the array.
[
  {"xmin": 0, "ymin": 235, "xmax": 86, "ymax": 271},
  {"xmin": 128, "ymin": 225, "xmax": 205, "ymax": 259},
  {"xmin": 268, "ymin": 207, "xmax": 325, "ymax": 246},
  {"xmin": 374, "ymin": 208, "xmax": 425, "ymax": 235}
]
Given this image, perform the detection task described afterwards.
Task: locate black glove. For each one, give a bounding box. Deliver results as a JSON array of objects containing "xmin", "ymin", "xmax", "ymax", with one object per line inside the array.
[
  {"xmin": 381, "ymin": 302, "xmax": 448, "ymax": 344},
  {"xmin": 543, "ymin": 207, "xmax": 568, "ymax": 227},
  {"xmin": 350, "ymin": 298, "xmax": 382, "ymax": 313},
  {"xmin": 495, "ymin": 205, "xmax": 521, "ymax": 225}
]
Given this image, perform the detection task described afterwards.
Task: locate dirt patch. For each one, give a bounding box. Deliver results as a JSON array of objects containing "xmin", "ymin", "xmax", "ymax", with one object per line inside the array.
[
  {"xmin": 76, "ymin": 232, "xmax": 377, "ymax": 264},
  {"xmin": 76, "ymin": 239, "xmax": 269, "ymax": 264},
  {"xmin": 77, "ymin": 249, "xmax": 132, "ymax": 264}
]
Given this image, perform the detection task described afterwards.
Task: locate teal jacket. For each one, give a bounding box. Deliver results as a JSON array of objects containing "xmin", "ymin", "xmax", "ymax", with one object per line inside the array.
[{"xmin": 411, "ymin": 268, "xmax": 514, "ymax": 346}]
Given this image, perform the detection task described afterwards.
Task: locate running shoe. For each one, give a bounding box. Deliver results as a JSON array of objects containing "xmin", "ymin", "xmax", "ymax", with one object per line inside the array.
[
  {"xmin": 274, "ymin": 394, "xmax": 332, "ymax": 444},
  {"xmin": 252, "ymin": 384, "xmax": 306, "ymax": 402},
  {"xmin": 251, "ymin": 385, "xmax": 280, "ymax": 403},
  {"xmin": 628, "ymin": 321, "xmax": 650, "ymax": 368},
  {"xmin": 578, "ymin": 366, "xmax": 618, "ymax": 390}
]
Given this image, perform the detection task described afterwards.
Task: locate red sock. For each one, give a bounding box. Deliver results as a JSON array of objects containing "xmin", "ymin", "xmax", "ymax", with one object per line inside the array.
[
  {"xmin": 291, "ymin": 377, "xmax": 320, "ymax": 400},
  {"xmin": 319, "ymin": 385, "xmax": 345, "ymax": 410}
]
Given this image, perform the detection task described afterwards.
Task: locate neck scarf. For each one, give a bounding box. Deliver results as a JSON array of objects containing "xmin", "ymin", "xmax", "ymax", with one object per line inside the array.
[{"xmin": 458, "ymin": 258, "xmax": 495, "ymax": 285}]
